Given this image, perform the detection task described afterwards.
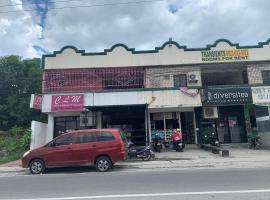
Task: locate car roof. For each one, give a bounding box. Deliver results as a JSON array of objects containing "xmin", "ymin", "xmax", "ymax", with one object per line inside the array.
[{"xmin": 68, "ymin": 128, "xmax": 121, "ymax": 134}]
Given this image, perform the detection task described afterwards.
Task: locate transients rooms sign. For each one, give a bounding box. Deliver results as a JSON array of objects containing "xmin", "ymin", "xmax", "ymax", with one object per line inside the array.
[
  {"xmin": 202, "ymin": 87, "xmax": 252, "ymax": 106},
  {"xmin": 201, "ymin": 49, "xmax": 249, "ymax": 62}
]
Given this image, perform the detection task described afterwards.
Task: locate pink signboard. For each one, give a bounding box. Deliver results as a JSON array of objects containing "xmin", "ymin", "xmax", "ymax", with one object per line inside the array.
[
  {"xmin": 51, "ymin": 94, "xmax": 84, "ymax": 112},
  {"xmin": 30, "ymin": 94, "xmax": 43, "ymax": 110}
]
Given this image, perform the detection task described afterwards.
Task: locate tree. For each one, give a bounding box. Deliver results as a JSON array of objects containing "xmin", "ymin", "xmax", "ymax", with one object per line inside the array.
[{"xmin": 0, "ymin": 56, "xmax": 46, "ymax": 130}]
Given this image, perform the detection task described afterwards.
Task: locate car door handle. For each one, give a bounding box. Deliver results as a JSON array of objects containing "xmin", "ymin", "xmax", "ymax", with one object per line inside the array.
[
  {"xmin": 67, "ymin": 147, "xmax": 72, "ymax": 150},
  {"xmin": 92, "ymin": 145, "xmax": 97, "ymax": 147}
]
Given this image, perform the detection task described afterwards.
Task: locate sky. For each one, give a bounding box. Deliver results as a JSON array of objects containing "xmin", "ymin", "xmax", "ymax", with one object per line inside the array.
[{"xmin": 0, "ymin": 0, "xmax": 270, "ymax": 58}]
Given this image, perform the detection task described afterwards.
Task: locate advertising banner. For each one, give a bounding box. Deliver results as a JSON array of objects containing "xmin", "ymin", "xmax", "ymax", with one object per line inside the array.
[
  {"xmin": 51, "ymin": 94, "xmax": 84, "ymax": 112},
  {"xmin": 202, "ymin": 87, "xmax": 252, "ymax": 106},
  {"xmin": 201, "ymin": 49, "xmax": 249, "ymax": 62},
  {"xmin": 252, "ymin": 86, "xmax": 270, "ymax": 105},
  {"xmin": 30, "ymin": 94, "xmax": 43, "ymax": 110}
]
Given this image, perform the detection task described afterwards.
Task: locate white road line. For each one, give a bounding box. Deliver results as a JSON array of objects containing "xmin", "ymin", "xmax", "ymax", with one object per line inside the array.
[{"xmin": 7, "ymin": 189, "xmax": 270, "ymax": 200}]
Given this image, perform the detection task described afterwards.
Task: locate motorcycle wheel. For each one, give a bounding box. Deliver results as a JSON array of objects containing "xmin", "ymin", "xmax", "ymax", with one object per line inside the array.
[{"xmin": 142, "ymin": 152, "xmax": 151, "ymax": 161}]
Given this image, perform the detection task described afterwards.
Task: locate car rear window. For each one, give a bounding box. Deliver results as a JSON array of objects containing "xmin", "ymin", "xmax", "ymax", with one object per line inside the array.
[
  {"xmin": 76, "ymin": 132, "xmax": 96, "ymax": 144},
  {"xmin": 96, "ymin": 132, "xmax": 115, "ymax": 141}
]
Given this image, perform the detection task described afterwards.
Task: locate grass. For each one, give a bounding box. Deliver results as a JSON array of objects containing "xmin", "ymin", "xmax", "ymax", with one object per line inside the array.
[
  {"xmin": 0, "ymin": 153, "xmax": 22, "ymax": 165},
  {"xmin": 0, "ymin": 130, "xmax": 29, "ymax": 165}
]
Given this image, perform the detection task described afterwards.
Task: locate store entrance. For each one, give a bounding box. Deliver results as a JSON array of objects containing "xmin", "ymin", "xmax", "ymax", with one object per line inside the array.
[
  {"xmin": 101, "ymin": 105, "xmax": 146, "ymax": 146},
  {"xmin": 217, "ymin": 106, "xmax": 247, "ymax": 143},
  {"xmin": 180, "ymin": 112, "xmax": 196, "ymax": 144},
  {"xmin": 150, "ymin": 111, "xmax": 196, "ymax": 144}
]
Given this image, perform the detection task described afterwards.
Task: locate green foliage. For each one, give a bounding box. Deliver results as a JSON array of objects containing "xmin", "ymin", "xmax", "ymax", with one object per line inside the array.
[
  {"xmin": 0, "ymin": 127, "xmax": 31, "ymax": 164},
  {"xmin": 0, "ymin": 56, "xmax": 46, "ymax": 131}
]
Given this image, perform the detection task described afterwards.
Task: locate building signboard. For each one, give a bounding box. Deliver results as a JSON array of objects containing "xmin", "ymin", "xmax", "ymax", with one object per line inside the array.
[
  {"xmin": 201, "ymin": 49, "xmax": 249, "ymax": 62},
  {"xmin": 202, "ymin": 87, "xmax": 252, "ymax": 106},
  {"xmin": 252, "ymin": 86, "xmax": 270, "ymax": 105},
  {"xmin": 30, "ymin": 94, "xmax": 43, "ymax": 110},
  {"xmin": 51, "ymin": 94, "xmax": 84, "ymax": 112}
]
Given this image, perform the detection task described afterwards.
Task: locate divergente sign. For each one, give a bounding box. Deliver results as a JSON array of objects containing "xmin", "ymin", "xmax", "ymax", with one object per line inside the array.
[
  {"xmin": 51, "ymin": 94, "xmax": 84, "ymax": 112},
  {"xmin": 202, "ymin": 87, "xmax": 252, "ymax": 105}
]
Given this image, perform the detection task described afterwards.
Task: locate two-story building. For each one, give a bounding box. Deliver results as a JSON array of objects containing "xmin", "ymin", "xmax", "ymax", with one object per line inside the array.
[{"xmin": 30, "ymin": 39, "xmax": 270, "ymax": 149}]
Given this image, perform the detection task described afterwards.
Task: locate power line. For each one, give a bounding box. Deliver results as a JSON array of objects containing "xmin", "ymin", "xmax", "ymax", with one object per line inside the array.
[
  {"xmin": 0, "ymin": 0, "xmax": 165, "ymax": 14},
  {"xmin": 0, "ymin": 0, "xmax": 90, "ymax": 8}
]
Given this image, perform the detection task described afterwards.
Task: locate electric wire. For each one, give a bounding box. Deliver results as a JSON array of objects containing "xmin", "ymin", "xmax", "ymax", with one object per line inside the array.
[{"xmin": 0, "ymin": 0, "xmax": 165, "ymax": 14}]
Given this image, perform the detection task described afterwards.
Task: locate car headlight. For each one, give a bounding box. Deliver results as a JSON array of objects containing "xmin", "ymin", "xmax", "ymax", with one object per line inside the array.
[{"xmin": 23, "ymin": 150, "xmax": 30, "ymax": 157}]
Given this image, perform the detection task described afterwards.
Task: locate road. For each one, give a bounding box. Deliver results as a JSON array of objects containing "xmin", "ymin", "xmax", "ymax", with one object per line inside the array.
[{"xmin": 0, "ymin": 167, "xmax": 270, "ymax": 200}]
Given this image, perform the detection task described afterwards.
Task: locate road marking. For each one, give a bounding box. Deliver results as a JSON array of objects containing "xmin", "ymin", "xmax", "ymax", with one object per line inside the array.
[{"xmin": 8, "ymin": 189, "xmax": 270, "ymax": 200}]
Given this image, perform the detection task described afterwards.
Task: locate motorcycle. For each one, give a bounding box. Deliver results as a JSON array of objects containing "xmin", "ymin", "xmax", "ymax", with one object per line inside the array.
[
  {"xmin": 248, "ymin": 135, "xmax": 262, "ymax": 149},
  {"xmin": 201, "ymin": 132, "xmax": 220, "ymax": 147},
  {"xmin": 153, "ymin": 136, "xmax": 163, "ymax": 152},
  {"xmin": 209, "ymin": 132, "xmax": 220, "ymax": 147},
  {"xmin": 128, "ymin": 141, "xmax": 155, "ymax": 161},
  {"xmin": 173, "ymin": 139, "xmax": 184, "ymax": 152}
]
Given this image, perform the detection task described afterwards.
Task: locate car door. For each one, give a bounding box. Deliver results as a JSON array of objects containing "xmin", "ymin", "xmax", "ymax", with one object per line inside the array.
[
  {"xmin": 45, "ymin": 133, "xmax": 76, "ymax": 167},
  {"xmin": 96, "ymin": 131, "xmax": 117, "ymax": 155},
  {"xmin": 72, "ymin": 132, "xmax": 98, "ymax": 165}
]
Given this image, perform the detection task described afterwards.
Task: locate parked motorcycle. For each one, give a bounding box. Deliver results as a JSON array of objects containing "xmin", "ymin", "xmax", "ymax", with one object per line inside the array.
[
  {"xmin": 209, "ymin": 132, "xmax": 220, "ymax": 147},
  {"xmin": 128, "ymin": 141, "xmax": 155, "ymax": 161},
  {"xmin": 173, "ymin": 139, "xmax": 184, "ymax": 152},
  {"xmin": 201, "ymin": 132, "xmax": 220, "ymax": 147},
  {"xmin": 153, "ymin": 136, "xmax": 163, "ymax": 152},
  {"xmin": 248, "ymin": 135, "xmax": 262, "ymax": 149}
]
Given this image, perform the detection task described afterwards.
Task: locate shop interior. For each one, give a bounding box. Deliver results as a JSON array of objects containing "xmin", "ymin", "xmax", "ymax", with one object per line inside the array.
[{"xmin": 150, "ymin": 111, "xmax": 196, "ymax": 144}]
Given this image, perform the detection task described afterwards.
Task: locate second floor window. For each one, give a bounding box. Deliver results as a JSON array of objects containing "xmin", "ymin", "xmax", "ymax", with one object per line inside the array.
[
  {"xmin": 173, "ymin": 74, "xmax": 187, "ymax": 87},
  {"xmin": 262, "ymin": 70, "xmax": 270, "ymax": 84}
]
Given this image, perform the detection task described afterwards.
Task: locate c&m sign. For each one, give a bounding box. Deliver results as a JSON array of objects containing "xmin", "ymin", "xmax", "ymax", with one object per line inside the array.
[
  {"xmin": 201, "ymin": 49, "xmax": 249, "ymax": 62},
  {"xmin": 51, "ymin": 94, "xmax": 84, "ymax": 112}
]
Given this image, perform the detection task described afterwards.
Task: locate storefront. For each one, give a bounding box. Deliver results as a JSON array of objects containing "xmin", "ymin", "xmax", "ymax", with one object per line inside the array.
[
  {"xmin": 148, "ymin": 88, "xmax": 201, "ymax": 144},
  {"xmin": 199, "ymin": 87, "xmax": 254, "ymax": 144},
  {"xmin": 251, "ymin": 86, "xmax": 270, "ymax": 147}
]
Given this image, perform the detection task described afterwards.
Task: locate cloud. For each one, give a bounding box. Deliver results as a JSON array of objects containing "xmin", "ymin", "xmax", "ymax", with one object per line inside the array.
[{"xmin": 0, "ymin": 0, "xmax": 270, "ymax": 58}]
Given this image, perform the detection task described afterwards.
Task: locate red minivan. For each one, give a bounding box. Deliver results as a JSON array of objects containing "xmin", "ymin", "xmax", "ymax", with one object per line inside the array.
[{"xmin": 22, "ymin": 129, "xmax": 127, "ymax": 174}]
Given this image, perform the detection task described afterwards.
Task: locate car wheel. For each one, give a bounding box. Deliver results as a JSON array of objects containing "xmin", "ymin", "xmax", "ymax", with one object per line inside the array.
[
  {"xmin": 95, "ymin": 156, "xmax": 112, "ymax": 172},
  {"xmin": 142, "ymin": 151, "xmax": 151, "ymax": 161},
  {"xmin": 29, "ymin": 159, "xmax": 45, "ymax": 174}
]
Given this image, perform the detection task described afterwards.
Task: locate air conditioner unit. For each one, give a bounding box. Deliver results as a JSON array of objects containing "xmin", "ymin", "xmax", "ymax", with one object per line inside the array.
[
  {"xmin": 188, "ymin": 73, "xmax": 199, "ymax": 83},
  {"xmin": 80, "ymin": 111, "xmax": 96, "ymax": 126},
  {"xmin": 203, "ymin": 107, "xmax": 218, "ymax": 119}
]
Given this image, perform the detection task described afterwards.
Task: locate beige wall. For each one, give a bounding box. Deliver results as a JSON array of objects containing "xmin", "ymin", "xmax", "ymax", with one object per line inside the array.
[
  {"xmin": 44, "ymin": 40, "xmax": 270, "ymax": 70},
  {"xmin": 248, "ymin": 63, "xmax": 270, "ymax": 84},
  {"xmin": 145, "ymin": 66, "xmax": 201, "ymax": 88}
]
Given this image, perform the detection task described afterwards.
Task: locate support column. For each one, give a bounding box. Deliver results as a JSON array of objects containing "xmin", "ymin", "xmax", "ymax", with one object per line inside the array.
[
  {"xmin": 96, "ymin": 111, "xmax": 102, "ymax": 129},
  {"xmin": 178, "ymin": 112, "xmax": 182, "ymax": 129},
  {"xmin": 163, "ymin": 112, "xmax": 166, "ymax": 141},
  {"xmin": 46, "ymin": 114, "xmax": 54, "ymax": 142},
  {"xmin": 193, "ymin": 111, "xmax": 198, "ymax": 144},
  {"xmin": 145, "ymin": 107, "xmax": 149, "ymax": 145}
]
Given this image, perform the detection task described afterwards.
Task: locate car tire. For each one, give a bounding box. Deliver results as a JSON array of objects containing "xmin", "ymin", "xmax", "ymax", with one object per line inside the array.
[
  {"xmin": 95, "ymin": 156, "xmax": 112, "ymax": 172},
  {"xmin": 29, "ymin": 159, "xmax": 46, "ymax": 174}
]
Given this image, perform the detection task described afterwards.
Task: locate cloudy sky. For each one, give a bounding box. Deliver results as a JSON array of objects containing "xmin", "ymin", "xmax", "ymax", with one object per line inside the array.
[{"xmin": 0, "ymin": 0, "xmax": 270, "ymax": 58}]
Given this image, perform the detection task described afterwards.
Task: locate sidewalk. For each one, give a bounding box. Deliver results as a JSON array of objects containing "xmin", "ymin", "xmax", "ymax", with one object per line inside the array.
[
  {"xmin": 0, "ymin": 145, "xmax": 269, "ymax": 174},
  {"xmin": 118, "ymin": 145, "xmax": 270, "ymax": 170}
]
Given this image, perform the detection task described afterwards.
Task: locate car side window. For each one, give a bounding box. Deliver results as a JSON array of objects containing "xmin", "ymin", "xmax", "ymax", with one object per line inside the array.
[
  {"xmin": 76, "ymin": 133, "xmax": 96, "ymax": 144},
  {"xmin": 96, "ymin": 132, "xmax": 115, "ymax": 141},
  {"xmin": 54, "ymin": 134, "xmax": 73, "ymax": 146}
]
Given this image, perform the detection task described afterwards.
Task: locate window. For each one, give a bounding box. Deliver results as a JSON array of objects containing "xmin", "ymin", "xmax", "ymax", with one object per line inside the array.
[
  {"xmin": 54, "ymin": 134, "xmax": 73, "ymax": 146},
  {"xmin": 96, "ymin": 132, "xmax": 115, "ymax": 141},
  {"xmin": 262, "ymin": 70, "xmax": 270, "ymax": 84},
  {"xmin": 173, "ymin": 74, "xmax": 187, "ymax": 87},
  {"xmin": 76, "ymin": 133, "xmax": 96, "ymax": 144}
]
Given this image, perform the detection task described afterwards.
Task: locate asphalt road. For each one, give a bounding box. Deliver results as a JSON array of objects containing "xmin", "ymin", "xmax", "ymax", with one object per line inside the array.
[{"xmin": 0, "ymin": 167, "xmax": 270, "ymax": 200}]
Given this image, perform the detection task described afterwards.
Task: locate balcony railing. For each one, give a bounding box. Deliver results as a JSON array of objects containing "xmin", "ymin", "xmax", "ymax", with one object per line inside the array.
[{"xmin": 42, "ymin": 67, "xmax": 145, "ymax": 92}]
